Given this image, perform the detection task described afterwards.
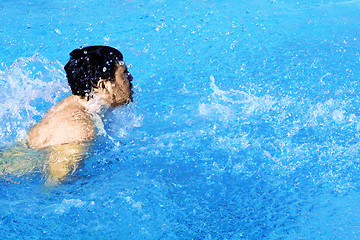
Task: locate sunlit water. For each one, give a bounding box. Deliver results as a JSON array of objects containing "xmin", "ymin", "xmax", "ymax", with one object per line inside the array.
[{"xmin": 1, "ymin": 0, "xmax": 360, "ymax": 239}]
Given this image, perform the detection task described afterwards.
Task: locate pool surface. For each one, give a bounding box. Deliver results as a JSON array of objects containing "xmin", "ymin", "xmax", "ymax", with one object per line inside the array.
[{"xmin": 1, "ymin": 0, "xmax": 360, "ymax": 239}]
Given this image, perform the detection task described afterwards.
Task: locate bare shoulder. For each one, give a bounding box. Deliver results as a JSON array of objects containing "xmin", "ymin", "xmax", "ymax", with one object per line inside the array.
[{"xmin": 27, "ymin": 96, "xmax": 96, "ymax": 149}]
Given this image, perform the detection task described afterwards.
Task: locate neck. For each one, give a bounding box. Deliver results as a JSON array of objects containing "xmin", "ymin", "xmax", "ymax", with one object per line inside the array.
[{"xmin": 75, "ymin": 94, "xmax": 109, "ymax": 115}]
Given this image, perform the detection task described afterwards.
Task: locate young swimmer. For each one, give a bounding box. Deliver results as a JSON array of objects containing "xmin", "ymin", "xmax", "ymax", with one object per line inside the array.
[{"xmin": 26, "ymin": 46, "xmax": 133, "ymax": 184}]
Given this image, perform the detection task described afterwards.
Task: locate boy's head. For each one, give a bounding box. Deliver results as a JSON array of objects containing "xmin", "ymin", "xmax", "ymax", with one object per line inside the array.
[{"xmin": 64, "ymin": 46, "xmax": 124, "ymax": 98}]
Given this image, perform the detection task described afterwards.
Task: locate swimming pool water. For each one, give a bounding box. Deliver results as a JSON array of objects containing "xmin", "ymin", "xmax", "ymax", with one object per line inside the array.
[{"xmin": 1, "ymin": 0, "xmax": 360, "ymax": 239}]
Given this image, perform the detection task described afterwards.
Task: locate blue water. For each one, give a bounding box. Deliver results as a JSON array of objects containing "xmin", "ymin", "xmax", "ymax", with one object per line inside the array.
[{"xmin": 1, "ymin": 0, "xmax": 360, "ymax": 239}]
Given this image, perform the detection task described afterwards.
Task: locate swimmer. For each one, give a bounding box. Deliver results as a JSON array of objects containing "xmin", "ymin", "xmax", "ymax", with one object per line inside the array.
[{"xmin": 26, "ymin": 46, "xmax": 133, "ymax": 184}]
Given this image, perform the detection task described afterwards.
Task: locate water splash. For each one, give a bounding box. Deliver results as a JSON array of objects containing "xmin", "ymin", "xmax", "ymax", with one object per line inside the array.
[
  {"xmin": 0, "ymin": 53, "xmax": 69, "ymax": 144},
  {"xmin": 198, "ymin": 75, "xmax": 360, "ymax": 194},
  {"xmin": 200, "ymin": 75, "xmax": 276, "ymax": 123},
  {"xmin": 102, "ymin": 103, "xmax": 143, "ymax": 146}
]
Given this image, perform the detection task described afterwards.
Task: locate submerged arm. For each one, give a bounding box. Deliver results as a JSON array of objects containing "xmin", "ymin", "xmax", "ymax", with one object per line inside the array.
[{"xmin": 46, "ymin": 142, "xmax": 88, "ymax": 184}]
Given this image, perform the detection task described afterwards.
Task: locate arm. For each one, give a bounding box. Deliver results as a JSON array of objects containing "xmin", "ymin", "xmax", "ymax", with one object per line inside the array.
[{"xmin": 46, "ymin": 142, "xmax": 88, "ymax": 185}]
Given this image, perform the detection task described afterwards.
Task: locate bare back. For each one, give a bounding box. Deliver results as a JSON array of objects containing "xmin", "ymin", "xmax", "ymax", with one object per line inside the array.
[{"xmin": 27, "ymin": 95, "xmax": 96, "ymax": 149}]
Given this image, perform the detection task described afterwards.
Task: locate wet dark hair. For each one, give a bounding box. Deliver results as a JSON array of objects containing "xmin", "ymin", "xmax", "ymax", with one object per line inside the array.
[{"xmin": 64, "ymin": 46, "xmax": 123, "ymax": 97}]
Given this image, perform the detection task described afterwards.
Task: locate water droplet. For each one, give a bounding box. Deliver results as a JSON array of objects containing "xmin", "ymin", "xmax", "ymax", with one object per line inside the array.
[
  {"xmin": 84, "ymin": 50, "xmax": 87, "ymax": 54},
  {"xmin": 103, "ymin": 67, "xmax": 107, "ymax": 72}
]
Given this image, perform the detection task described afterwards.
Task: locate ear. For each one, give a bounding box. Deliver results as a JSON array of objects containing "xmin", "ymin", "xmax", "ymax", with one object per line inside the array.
[{"xmin": 97, "ymin": 79, "xmax": 107, "ymax": 92}]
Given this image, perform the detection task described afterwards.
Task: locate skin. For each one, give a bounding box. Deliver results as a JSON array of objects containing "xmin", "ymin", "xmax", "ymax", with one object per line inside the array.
[{"xmin": 26, "ymin": 64, "xmax": 133, "ymax": 183}]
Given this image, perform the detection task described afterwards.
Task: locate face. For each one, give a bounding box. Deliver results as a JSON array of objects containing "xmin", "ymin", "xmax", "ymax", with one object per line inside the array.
[{"xmin": 106, "ymin": 63, "xmax": 133, "ymax": 107}]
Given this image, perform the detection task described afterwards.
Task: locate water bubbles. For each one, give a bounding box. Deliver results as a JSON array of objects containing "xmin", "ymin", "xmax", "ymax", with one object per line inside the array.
[
  {"xmin": 84, "ymin": 50, "xmax": 87, "ymax": 54},
  {"xmin": 103, "ymin": 67, "xmax": 107, "ymax": 72}
]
